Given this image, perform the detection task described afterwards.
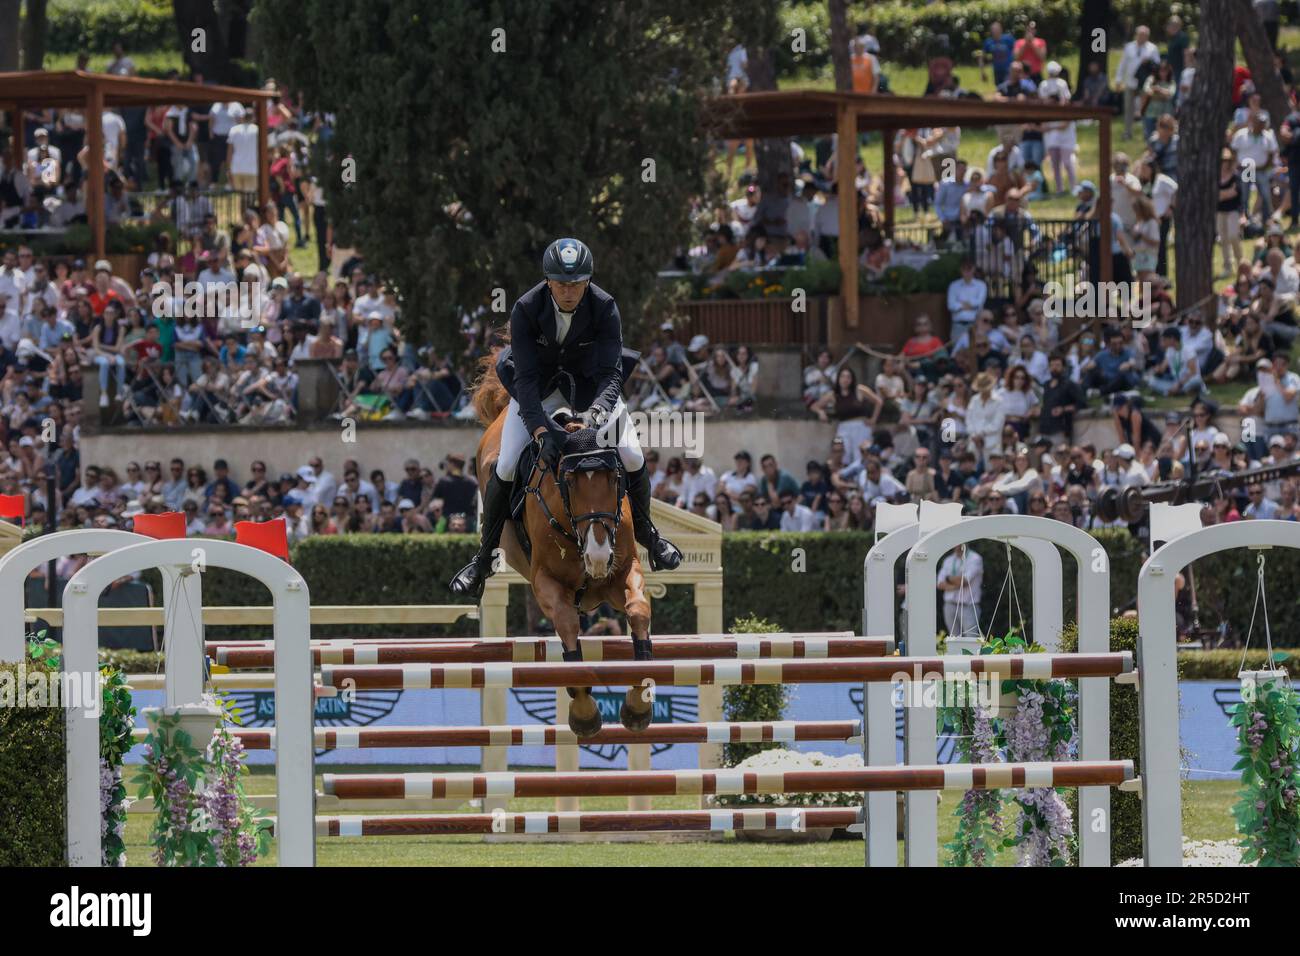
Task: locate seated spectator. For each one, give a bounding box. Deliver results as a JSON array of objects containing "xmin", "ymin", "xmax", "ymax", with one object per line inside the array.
[{"xmin": 1083, "ymin": 328, "xmax": 1141, "ymax": 396}]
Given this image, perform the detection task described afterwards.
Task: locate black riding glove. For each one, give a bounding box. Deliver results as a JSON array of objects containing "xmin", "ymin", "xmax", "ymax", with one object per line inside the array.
[{"xmin": 538, "ymin": 429, "xmax": 564, "ymax": 470}]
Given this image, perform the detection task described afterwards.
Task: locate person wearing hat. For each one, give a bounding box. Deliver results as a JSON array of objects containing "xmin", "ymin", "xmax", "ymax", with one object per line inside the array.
[
  {"xmin": 25, "ymin": 127, "xmax": 62, "ymax": 199},
  {"xmin": 225, "ymin": 103, "xmax": 260, "ymax": 194},
  {"xmin": 450, "ymin": 238, "xmax": 682, "ymax": 598},
  {"xmin": 966, "ymin": 370, "xmax": 1006, "ymax": 457}
]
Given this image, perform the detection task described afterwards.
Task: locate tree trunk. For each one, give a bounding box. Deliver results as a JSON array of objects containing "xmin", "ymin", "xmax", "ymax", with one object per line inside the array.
[
  {"xmin": 828, "ymin": 0, "xmax": 852, "ymax": 92},
  {"xmin": 745, "ymin": 44, "xmax": 790, "ymax": 192},
  {"xmin": 1174, "ymin": 0, "xmax": 1236, "ymax": 315},
  {"xmin": 1233, "ymin": 0, "xmax": 1289, "ymax": 129},
  {"xmin": 1076, "ymin": 0, "xmax": 1113, "ymax": 96},
  {"xmin": 0, "ymin": 0, "xmax": 21, "ymax": 72},
  {"xmin": 173, "ymin": 0, "xmax": 231, "ymax": 82},
  {"xmin": 20, "ymin": 0, "xmax": 47, "ymax": 71}
]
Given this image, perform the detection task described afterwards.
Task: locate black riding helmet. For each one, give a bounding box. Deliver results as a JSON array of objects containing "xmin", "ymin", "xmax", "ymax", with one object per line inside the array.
[{"xmin": 542, "ymin": 238, "xmax": 594, "ymax": 282}]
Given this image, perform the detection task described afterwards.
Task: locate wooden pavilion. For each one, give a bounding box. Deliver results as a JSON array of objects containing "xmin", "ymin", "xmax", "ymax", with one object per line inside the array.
[
  {"xmin": 709, "ymin": 90, "xmax": 1115, "ymax": 333},
  {"xmin": 0, "ymin": 71, "xmax": 275, "ymax": 258}
]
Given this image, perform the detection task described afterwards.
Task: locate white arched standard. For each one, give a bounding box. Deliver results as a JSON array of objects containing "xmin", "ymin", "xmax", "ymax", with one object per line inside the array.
[
  {"xmin": 1137, "ymin": 519, "xmax": 1300, "ymax": 866},
  {"xmin": 862, "ymin": 504, "xmax": 1069, "ymax": 866},
  {"xmin": 904, "ymin": 514, "xmax": 1112, "ymax": 867},
  {"xmin": 0, "ymin": 529, "xmax": 203, "ymax": 706},
  {"xmin": 62, "ymin": 539, "xmax": 314, "ymax": 867}
]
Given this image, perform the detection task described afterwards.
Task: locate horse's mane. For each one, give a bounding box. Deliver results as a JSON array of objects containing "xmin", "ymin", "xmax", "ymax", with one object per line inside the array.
[{"xmin": 470, "ymin": 334, "xmax": 511, "ymax": 426}]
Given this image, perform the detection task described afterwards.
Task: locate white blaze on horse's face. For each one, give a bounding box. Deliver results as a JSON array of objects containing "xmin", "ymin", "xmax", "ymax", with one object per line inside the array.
[
  {"xmin": 574, "ymin": 470, "xmax": 616, "ymax": 580},
  {"xmin": 583, "ymin": 520, "xmax": 613, "ymax": 579}
]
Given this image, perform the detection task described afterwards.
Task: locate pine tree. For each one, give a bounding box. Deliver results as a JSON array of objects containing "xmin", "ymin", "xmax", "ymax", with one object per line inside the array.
[{"xmin": 257, "ymin": 0, "xmax": 758, "ymax": 350}]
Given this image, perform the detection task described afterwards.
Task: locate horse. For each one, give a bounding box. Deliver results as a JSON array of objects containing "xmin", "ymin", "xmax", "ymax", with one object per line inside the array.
[{"xmin": 470, "ymin": 352, "xmax": 654, "ymax": 738}]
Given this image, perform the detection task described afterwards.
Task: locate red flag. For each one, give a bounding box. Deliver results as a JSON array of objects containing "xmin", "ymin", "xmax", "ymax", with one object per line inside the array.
[
  {"xmin": 132, "ymin": 512, "xmax": 187, "ymax": 539},
  {"xmin": 0, "ymin": 493, "xmax": 25, "ymax": 526},
  {"xmin": 235, "ymin": 519, "xmax": 290, "ymax": 560}
]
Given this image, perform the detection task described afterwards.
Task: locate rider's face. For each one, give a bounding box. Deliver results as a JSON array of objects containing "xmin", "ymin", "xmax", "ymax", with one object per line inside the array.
[{"xmin": 547, "ymin": 279, "xmax": 589, "ymax": 312}]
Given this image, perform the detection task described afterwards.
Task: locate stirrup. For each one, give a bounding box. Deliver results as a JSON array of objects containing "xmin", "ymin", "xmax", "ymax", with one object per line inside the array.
[
  {"xmin": 448, "ymin": 555, "xmax": 492, "ymax": 598},
  {"xmin": 648, "ymin": 535, "xmax": 682, "ymax": 571}
]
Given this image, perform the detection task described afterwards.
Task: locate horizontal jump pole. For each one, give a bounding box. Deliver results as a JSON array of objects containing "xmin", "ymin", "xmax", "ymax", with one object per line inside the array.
[
  {"xmin": 314, "ymin": 807, "xmax": 865, "ymax": 836},
  {"xmin": 321, "ymin": 761, "xmax": 1135, "ymax": 800},
  {"xmin": 321, "ymin": 652, "xmax": 1134, "ymax": 690},
  {"xmin": 216, "ymin": 635, "xmax": 890, "ymax": 668},
  {"xmin": 130, "ymin": 719, "xmax": 863, "ymax": 750},
  {"xmin": 28, "ymin": 604, "xmax": 477, "ymax": 627},
  {"xmin": 203, "ymin": 630, "xmax": 859, "ymax": 653}
]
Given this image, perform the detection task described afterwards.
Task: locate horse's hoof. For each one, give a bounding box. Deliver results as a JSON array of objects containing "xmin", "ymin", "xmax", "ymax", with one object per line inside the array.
[
  {"xmin": 568, "ymin": 703, "xmax": 603, "ymax": 738},
  {"xmin": 620, "ymin": 701, "xmax": 653, "ymax": 732}
]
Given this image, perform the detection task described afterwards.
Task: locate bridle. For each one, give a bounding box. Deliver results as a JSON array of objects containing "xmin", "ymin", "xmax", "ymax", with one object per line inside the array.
[{"xmin": 524, "ymin": 444, "xmax": 626, "ymax": 585}]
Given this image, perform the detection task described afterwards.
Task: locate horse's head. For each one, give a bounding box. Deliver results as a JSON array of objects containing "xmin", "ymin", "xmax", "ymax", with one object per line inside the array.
[{"xmin": 554, "ymin": 426, "xmax": 626, "ymax": 581}]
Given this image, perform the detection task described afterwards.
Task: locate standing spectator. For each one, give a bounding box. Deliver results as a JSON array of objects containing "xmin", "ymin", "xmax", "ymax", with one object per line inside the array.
[
  {"xmin": 966, "ymin": 371, "xmax": 1006, "ymax": 456},
  {"xmin": 432, "ymin": 453, "xmax": 478, "ymax": 526},
  {"xmin": 980, "ymin": 21, "xmax": 1016, "ymax": 87},
  {"xmin": 1165, "ymin": 16, "xmax": 1190, "ymax": 78},
  {"xmin": 225, "ymin": 105, "xmax": 260, "ymax": 194},
  {"xmin": 946, "ymin": 258, "xmax": 987, "ymax": 345},
  {"xmin": 1217, "ymin": 149, "xmax": 1245, "ymax": 275},
  {"xmin": 1039, "ymin": 354, "xmax": 1085, "ymax": 440},
  {"xmin": 937, "ymin": 543, "xmax": 982, "ymax": 637},
  {"xmin": 1039, "ymin": 63, "xmax": 1078, "ymax": 195},
  {"xmin": 1231, "ymin": 110, "xmax": 1279, "ymax": 224},
  {"xmin": 1138, "ymin": 60, "xmax": 1177, "ymax": 142},
  {"xmin": 1013, "ymin": 21, "xmax": 1048, "ymax": 80},
  {"xmin": 1113, "ymin": 26, "xmax": 1161, "ymax": 140}
]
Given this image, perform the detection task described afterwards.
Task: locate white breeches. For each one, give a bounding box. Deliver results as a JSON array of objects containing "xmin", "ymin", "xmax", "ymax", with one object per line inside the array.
[{"xmin": 495, "ymin": 391, "xmax": 644, "ymax": 481}]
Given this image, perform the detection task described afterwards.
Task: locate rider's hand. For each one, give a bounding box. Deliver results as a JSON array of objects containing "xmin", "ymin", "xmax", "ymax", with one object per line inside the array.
[
  {"xmin": 538, "ymin": 429, "xmax": 563, "ymax": 470},
  {"xmin": 579, "ymin": 407, "xmax": 607, "ymax": 429}
]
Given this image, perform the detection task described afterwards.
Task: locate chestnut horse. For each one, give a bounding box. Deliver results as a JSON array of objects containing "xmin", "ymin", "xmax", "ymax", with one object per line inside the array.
[{"xmin": 471, "ymin": 353, "xmax": 654, "ymax": 738}]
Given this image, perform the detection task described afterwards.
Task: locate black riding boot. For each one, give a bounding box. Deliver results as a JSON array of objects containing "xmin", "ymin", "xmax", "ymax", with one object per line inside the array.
[
  {"xmin": 625, "ymin": 465, "xmax": 682, "ymax": 571},
  {"xmin": 449, "ymin": 472, "xmax": 511, "ymax": 599}
]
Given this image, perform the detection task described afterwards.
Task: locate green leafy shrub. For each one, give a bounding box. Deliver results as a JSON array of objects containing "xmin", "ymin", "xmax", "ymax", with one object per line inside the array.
[
  {"xmin": 46, "ymin": 0, "xmax": 175, "ymax": 54},
  {"xmin": 722, "ymin": 615, "xmax": 787, "ymax": 766}
]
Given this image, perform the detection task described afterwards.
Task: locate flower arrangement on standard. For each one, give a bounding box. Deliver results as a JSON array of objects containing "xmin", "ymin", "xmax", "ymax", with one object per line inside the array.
[
  {"xmin": 1232, "ymin": 661, "xmax": 1300, "ymax": 867},
  {"xmin": 941, "ymin": 633, "xmax": 1079, "ymax": 867},
  {"xmin": 706, "ymin": 748, "xmax": 862, "ymax": 809},
  {"xmin": 134, "ymin": 699, "xmax": 271, "ymax": 867}
]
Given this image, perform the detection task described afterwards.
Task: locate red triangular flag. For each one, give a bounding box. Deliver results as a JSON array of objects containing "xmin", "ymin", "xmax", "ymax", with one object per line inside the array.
[
  {"xmin": 132, "ymin": 512, "xmax": 187, "ymax": 539},
  {"xmin": 235, "ymin": 519, "xmax": 290, "ymax": 560},
  {"xmin": 0, "ymin": 493, "xmax": 25, "ymax": 527}
]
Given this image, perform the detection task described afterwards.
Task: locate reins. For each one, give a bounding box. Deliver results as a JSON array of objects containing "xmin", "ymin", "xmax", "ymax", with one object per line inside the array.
[{"xmin": 523, "ymin": 446, "xmax": 627, "ymax": 609}]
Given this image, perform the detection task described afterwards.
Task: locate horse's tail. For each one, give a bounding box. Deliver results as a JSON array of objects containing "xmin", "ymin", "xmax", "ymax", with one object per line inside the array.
[{"xmin": 471, "ymin": 348, "xmax": 510, "ymax": 426}]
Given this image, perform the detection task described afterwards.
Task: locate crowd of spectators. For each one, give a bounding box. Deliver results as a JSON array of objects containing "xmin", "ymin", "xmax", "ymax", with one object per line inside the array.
[{"xmin": 6, "ymin": 20, "xmax": 1300, "ymax": 558}]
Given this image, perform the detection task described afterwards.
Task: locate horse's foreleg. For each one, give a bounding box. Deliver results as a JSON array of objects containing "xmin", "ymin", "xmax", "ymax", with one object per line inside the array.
[
  {"xmin": 533, "ymin": 570, "xmax": 602, "ymax": 739},
  {"xmin": 620, "ymin": 565, "xmax": 654, "ymax": 732}
]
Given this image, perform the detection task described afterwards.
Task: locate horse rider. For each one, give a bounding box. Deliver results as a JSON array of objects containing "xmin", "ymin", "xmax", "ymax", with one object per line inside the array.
[{"xmin": 450, "ymin": 237, "xmax": 683, "ymax": 598}]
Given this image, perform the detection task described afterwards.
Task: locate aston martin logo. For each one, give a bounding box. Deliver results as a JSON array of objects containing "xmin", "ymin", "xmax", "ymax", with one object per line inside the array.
[
  {"xmin": 513, "ymin": 687, "xmax": 699, "ymax": 761},
  {"xmin": 229, "ymin": 689, "xmax": 401, "ymax": 757}
]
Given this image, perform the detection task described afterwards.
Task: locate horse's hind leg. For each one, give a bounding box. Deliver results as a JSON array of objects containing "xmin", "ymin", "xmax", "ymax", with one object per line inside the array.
[
  {"xmin": 619, "ymin": 567, "xmax": 654, "ymax": 732},
  {"xmin": 533, "ymin": 570, "xmax": 602, "ymax": 738}
]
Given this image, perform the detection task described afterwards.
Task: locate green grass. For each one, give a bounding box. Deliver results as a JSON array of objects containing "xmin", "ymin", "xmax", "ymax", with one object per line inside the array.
[{"xmin": 120, "ymin": 768, "xmax": 1241, "ymax": 866}]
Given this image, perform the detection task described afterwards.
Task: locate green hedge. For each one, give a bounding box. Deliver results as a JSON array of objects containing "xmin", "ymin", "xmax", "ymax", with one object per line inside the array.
[
  {"xmin": 0, "ymin": 656, "xmax": 66, "ymax": 866},
  {"xmin": 778, "ymin": 0, "xmax": 1196, "ymax": 72},
  {"xmin": 1059, "ymin": 616, "xmax": 1149, "ymax": 866},
  {"xmin": 47, "ymin": 0, "xmax": 175, "ymax": 55}
]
